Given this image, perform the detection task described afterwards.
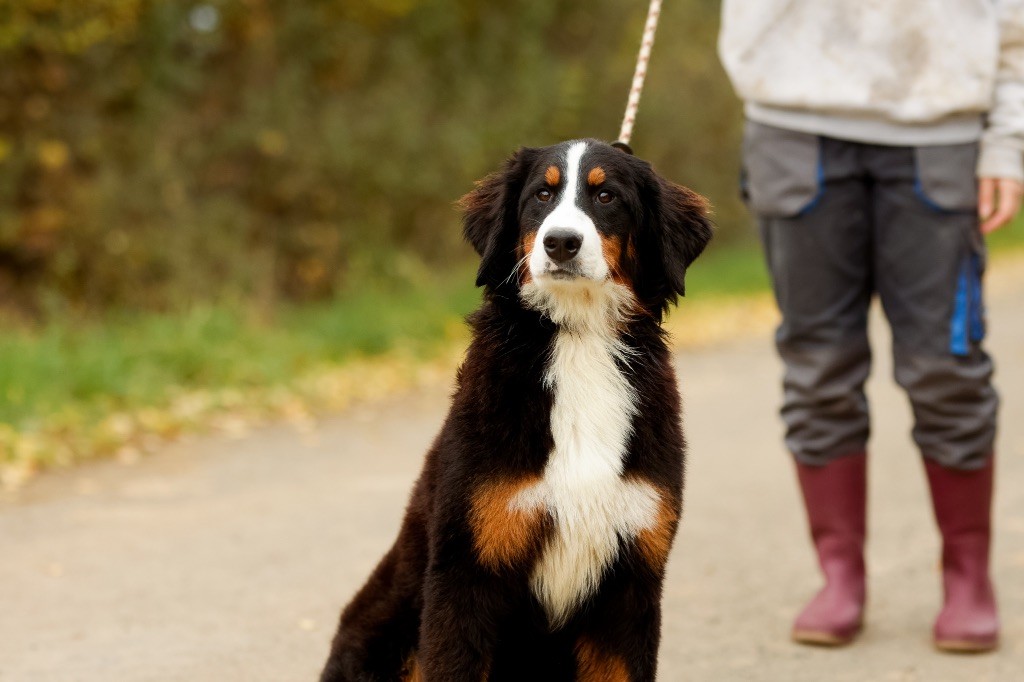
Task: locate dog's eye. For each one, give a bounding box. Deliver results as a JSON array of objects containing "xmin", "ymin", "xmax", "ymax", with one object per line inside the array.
[
  {"xmin": 597, "ymin": 190, "xmax": 614, "ymax": 204},
  {"xmin": 536, "ymin": 189, "xmax": 552, "ymax": 202}
]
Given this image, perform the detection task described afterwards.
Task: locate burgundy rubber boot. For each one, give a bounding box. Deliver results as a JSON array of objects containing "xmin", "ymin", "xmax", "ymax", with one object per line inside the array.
[
  {"xmin": 791, "ymin": 452, "xmax": 867, "ymax": 646},
  {"xmin": 924, "ymin": 457, "xmax": 999, "ymax": 653}
]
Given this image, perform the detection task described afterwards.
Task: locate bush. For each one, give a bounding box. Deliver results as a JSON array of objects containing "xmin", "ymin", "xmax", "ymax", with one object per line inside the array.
[{"xmin": 0, "ymin": 0, "xmax": 743, "ymax": 315}]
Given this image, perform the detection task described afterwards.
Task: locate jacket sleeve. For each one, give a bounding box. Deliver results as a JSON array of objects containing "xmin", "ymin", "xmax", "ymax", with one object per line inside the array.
[{"xmin": 980, "ymin": 0, "xmax": 1024, "ymax": 180}]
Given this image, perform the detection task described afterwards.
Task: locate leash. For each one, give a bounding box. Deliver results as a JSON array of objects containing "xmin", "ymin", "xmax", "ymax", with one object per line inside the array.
[
  {"xmin": 616, "ymin": 0, "xmax": 663, "ymax": 153},
  {"xmin": 616, "ymin": 0, "xmax": 664, "ymax": 147}
]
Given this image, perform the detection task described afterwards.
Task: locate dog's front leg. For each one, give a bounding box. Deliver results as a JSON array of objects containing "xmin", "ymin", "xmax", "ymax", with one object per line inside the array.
[
  {"xmin": 415, "ymin": 561, "xmax": 499, "ymax": 681},
  {"xmin": 574, "ymin": 574, "xmax": 665, "ymax": 682}
]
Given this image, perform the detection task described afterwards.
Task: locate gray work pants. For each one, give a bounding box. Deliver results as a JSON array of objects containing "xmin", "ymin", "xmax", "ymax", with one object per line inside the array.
[{"xmin": 742, "ymin": 121, "xmax": 999, "ymax": 470}]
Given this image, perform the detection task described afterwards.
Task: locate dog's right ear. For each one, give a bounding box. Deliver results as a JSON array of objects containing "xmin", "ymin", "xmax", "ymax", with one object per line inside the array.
[
  {"xmin": 634, "ymin": 167, "xmax": 713, "ymax": 320},
  {"xmin": 460, "ymin": 148, "xmax": 538, "ymax": 290}
]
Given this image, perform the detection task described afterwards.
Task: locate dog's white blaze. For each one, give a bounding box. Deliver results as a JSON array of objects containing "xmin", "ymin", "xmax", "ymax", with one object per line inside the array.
[
  {"xmin": 511, "ymin": 290, "xmax": 661, "ymax": 627},
  {"xmin": 528, "ymin": 141, "xmax": 609, "ymax": 282}
]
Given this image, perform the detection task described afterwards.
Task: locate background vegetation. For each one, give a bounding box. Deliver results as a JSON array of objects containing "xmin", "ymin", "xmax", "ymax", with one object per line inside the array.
[
  {"xmin": 2, "ymin": 1, "xmax": 1020, "ymax": 479},
  {"xmin": 0, "ymin": 0, "xmax": 745, "ymax": 475},
  {"xmin": 0, "ymin": 0, "xmax": 740, "ymax": 315}
]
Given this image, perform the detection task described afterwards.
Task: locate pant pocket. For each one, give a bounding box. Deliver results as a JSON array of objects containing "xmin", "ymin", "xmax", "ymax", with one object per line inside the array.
[
  {"xmin": 913, "ymin": 143, "xmax": 979, "ymax": 213},
  {"xmin": 742, "ymin": 121, "xmax": 823, "ymax": 217}
]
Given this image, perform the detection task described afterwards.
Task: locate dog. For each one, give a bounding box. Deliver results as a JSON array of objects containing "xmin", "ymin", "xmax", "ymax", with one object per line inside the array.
[{"xmin": 320, "ymin": 139, "xmax": 712, "ymax": 681}]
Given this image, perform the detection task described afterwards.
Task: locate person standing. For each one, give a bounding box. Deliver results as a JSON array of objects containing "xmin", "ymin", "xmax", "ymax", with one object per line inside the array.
[{"xmin": 719, "ymin": 1, "xmax": 1023, "ymax": 651}]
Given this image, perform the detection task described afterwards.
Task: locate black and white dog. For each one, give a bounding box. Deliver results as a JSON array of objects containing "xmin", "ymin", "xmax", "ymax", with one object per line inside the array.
[{"xmin": 321, "ymin": 139, "xmax": 712, "ymax": 681}]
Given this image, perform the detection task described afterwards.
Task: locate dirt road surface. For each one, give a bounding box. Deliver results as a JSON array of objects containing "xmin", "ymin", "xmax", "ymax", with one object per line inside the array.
[{"xmin": 3, "ymin": 264, "xmax": 1024, "ymax": 681}]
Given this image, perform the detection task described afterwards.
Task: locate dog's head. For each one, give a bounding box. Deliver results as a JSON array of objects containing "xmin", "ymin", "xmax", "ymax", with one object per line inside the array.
[{"xmin": 461, "ymin": 139, "xmax": 712, "ymax": 324}]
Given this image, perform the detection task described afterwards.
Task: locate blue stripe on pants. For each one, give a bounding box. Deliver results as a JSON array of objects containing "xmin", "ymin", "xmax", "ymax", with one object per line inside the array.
[
  {"xmin": 950, "ymin": 254, "xmax": 985, "ymax": 356},
  {"xmin": 950, "ymin": 258, "xmax": 971, "ymax": 356}
]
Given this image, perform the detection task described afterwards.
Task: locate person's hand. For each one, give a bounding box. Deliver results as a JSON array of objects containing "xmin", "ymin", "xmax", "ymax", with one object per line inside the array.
[{"xmin": 978, "ymin": 177, "xmax": 1024, "ymax": 233}]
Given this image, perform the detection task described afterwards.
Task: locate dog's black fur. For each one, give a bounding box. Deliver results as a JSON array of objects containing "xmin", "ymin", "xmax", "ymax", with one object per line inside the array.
[{"xmin": 320, "ymin": 139, "xmax": 712, "ymax": 681}]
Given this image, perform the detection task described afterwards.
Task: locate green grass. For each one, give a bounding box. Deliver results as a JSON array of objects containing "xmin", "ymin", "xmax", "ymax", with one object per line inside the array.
[
  {"xmin": 987, "ymin": 219, "xmax": 1024, "ymax": 252},
  {"xmin": 687, "ymin": 240, "xmax": 771, "ymax": 298},
  {"xmin": 0, "ymin": 267, "xmax": 482, "ymax": 431}
]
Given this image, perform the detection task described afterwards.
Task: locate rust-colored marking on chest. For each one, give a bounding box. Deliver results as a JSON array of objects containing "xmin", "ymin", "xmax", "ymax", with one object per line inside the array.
[
  {"xmin": 470, "ymin": 475, "xmax": 546, "ymax": 570},
  {"xmin": 635, "ymin": 486, "xmax": 679, "ymax": 569}
]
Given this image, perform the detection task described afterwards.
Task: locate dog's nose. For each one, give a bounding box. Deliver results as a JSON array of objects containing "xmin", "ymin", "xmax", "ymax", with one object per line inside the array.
[{"xmin": 543, "ymin": 229, "xmax": 582, "ymax": 264}]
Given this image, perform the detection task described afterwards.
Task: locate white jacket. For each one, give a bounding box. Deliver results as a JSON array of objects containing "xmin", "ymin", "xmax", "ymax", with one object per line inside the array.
[{"xmin": 719, "ymin": 0, "xmax": 1024, "ymax": 179}]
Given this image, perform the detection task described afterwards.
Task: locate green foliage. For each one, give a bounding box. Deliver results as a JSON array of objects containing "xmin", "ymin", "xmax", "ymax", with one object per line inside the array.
[
  {"xmin": 987, "ymin": 220, "xmax": 1024, "ymax": 252},
  {"xmin": 686, "ymin": 242, "xmax": 769, "ymax": 298},
  {"xmin": 0, "ymin": 0, "xmax": 743, "ymax": 313},
  {"xmin": 0, "ymin": 264, "xmax": 481, "ymax": 430},
  {"xmin": 0, "ymin": 0, "xmax": 143, "ymax": 53}
]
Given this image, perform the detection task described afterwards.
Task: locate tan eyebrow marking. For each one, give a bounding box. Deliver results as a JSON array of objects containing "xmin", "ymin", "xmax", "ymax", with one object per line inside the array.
[
  {"xmin": 587, "ymin": 166, "xmax": 606, "ymax": 186},
  {"xmin": 545, "ymin": 165, "xmax": 561, "ymax": 186}
]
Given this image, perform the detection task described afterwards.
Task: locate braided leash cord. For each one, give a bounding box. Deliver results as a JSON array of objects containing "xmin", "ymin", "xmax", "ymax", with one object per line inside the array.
[{"xmin": 618, "ymin": 0, "xmax": 663, "ymax": 147}]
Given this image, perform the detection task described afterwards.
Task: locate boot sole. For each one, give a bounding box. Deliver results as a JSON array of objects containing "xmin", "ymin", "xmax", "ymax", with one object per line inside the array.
[
  {"xmin": 934, "ymin": 638, "xmax": 998, "ymax": 654},
  {"xmin": 792, "ymin": 627, "xmax": 860, "ymax": 647}
]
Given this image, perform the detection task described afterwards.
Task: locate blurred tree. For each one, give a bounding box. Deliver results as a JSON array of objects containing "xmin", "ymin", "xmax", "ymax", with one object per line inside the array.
[{"xmin": 0, "ymin": 0, "xmax": 742, "ymax": 315}]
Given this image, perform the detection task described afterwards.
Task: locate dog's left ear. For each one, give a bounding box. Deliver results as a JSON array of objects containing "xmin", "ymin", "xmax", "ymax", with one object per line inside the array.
[
  {"xmin": 638, "ymin": 174, "xmax": 713, "ymax": 314},
  {"xmin": 656, "ymin": 177, "xmax": 713, "ymax": 296},
  {"xmin": 460, "ymin": 148, "xmax": 538, "ymax": 290}
]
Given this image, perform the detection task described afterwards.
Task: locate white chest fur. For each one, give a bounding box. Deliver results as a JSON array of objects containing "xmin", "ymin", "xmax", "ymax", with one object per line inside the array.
[{"xmin": 511, "ymin": 326, "xmax": 662, "ymax": 627}]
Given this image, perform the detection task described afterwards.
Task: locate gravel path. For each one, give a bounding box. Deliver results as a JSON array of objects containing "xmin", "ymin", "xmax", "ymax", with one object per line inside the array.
[{"xmin": 2, "ymin": 263, "xmax": 1023, "ymax": 681}]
